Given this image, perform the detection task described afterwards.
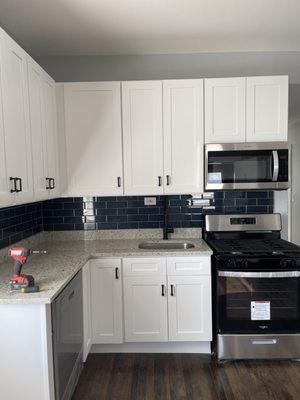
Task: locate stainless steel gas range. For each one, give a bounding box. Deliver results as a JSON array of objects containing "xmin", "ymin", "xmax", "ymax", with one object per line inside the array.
[{"xmin": 204, "ymin": 214, "xmax": 300, "ymax": 361}]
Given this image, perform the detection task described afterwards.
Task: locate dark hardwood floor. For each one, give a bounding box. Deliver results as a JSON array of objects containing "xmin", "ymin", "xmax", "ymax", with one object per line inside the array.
[{"xmin": 72, "ymin": 354, "xmax": 300, "ymax": 400}]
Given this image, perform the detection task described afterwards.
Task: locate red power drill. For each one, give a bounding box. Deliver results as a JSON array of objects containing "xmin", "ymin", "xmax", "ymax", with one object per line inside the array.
[{"xmin": 8, "ymin": 246, "xmax": 46, "ymax": 293}]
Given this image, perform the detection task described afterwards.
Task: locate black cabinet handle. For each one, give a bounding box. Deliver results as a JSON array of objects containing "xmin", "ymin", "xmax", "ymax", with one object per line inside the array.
[
  {"xmin": 10, "ymin": 177, "xmax": 17, "ymax": 193},
  {"xmin": 166, "ymin": 175, "xmax": 171, "ymax": 186},
  {"xmin": 50, "ymin": 178, "xmax": 55, "ymax": 190},
  {"xmin": 16, "ymin": 177, "xmax": 22, "ymax": 192},
  {"xmin": 170, "ymin": 284, "xmax": 175, "ymax": 296},
  {"xmin": 161, "ymin": 284, "xmax": 165, "ymax": 296},
  {"xmin": 117, "ymin": 177, "xmax": 121, "ymax": 188},
  {"xmin": 158, "ymin": 176, "xmax": 162, "ymax": 187},
  {"xmin": 46, "ymin": 177, "xmax": 51, "ymax": 190},
  {"xmin": 115, "ymin": 267, "xmax": 119, "ymax": 279}
]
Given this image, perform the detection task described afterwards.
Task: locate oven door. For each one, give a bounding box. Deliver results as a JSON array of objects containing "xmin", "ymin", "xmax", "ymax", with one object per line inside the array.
[
  {"xmin": 217, "ymin": 270, "xmax": 300, "ymax": 334},
  {"xmin": 205, "ymin": 143, "xmax": 289, "ymax": 190}
]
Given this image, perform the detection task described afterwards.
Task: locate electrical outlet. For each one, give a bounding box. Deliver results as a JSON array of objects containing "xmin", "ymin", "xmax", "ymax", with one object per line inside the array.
[{"xmin": 144, "ymin": 197, "xmax": 157, "ymax": 206}]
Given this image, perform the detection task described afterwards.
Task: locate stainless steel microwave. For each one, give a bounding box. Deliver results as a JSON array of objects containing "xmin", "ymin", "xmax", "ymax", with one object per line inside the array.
[{"xmin": 205, "ymin": 142, "xmax": 290, "ymax": 190}]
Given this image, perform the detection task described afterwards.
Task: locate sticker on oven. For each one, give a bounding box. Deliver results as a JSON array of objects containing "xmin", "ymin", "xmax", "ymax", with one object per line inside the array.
[{"xmin": 251, "ymin": 301, "xmax": 271, "ymax": 320}]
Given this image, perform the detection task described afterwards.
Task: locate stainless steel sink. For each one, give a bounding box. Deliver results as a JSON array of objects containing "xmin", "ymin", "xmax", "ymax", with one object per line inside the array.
[{"xmin": 138, "ymin": 241, "xmax": 195, "ymax": 250}]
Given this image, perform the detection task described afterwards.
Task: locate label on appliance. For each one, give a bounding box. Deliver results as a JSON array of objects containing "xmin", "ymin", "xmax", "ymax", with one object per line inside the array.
[
  {"xmin": 208, "ymin": 172, "xmax": 222, "ymax": 182},
  {"xmin": 251, "ymin": 301, "xmax": 271, "ymax": 320}
]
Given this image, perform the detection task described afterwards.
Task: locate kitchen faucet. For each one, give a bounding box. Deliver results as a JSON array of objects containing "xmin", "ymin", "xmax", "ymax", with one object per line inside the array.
[{"xmin": 163, "ymin": 196, "xmax": 174, "ymax": 240}]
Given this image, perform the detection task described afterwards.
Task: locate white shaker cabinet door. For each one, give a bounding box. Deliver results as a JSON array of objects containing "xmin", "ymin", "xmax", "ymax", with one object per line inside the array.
[
  {"xmin": 168, "ymin": 275, "xmax": 212, "ymax": 341},
  {"xmin": 28, "ymin": 57, "xmax": 60, "ymax": 200},
  {"xmin": 122, "ymin": 81, "xmax": 164, "ymax": 195},
  {"xmin": 0, "ymin": 33, "xmax": 11, "ymax": 207},
  {"xmin": 123, "ymin": 276, "xmax": 168, "ymax": 342},
  {"xmin": 1, "ymin": 33, "xmax": 33, "ymax": 204},
  {"xmin": 90, "ymin": 259, "xmax": 123, "ymax": 344},
  {"xmin": 163, "ymin": 79, "xmax": 204, "ymax": 194},
  {"xmin": 82, "ymin": 262, "xmax": 92, "ymax": 361},
  {"xmin": 64, "ymin": 82, "xmax": 123, "ymax": 196},
  {"xmin": 41, "ymin": 76, "xmax": 60, "ymax": 198},
  {"xmin": 27, "ymin": 58, "xmax": 49, "ymax": 201},
  {"xmin": 246, "ymin": 76, "xmax": 288, "ymax": 142},
  {"xmin": 205, "ymin": 78, "xmax": 246, "ymax": 143}
]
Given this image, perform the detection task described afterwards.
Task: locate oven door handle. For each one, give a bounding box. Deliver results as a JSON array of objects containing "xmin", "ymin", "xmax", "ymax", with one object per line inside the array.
[
  {"xmin": 251, "ymin": 338, "xmax": 277, "ymax": 345},
  {"xmin": 272, "ymin": 150, "xmax": 279, "ymax": 182},
  {"xmin": 218, "ymin": 270, "xmax": 300, "ymax": 278}
]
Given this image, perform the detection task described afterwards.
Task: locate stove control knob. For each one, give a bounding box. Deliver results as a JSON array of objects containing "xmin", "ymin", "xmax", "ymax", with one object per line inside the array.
[
  {"xmin": 281, "ymin": 259, "xmax": 295, "ymax": 268},
  {"xmin": 227, "ymin": 258, "xmax": 235, "ymax": 268},
  {"xmin": 235, "ymin": 259, "xmax": 247, "ymax": 269}
]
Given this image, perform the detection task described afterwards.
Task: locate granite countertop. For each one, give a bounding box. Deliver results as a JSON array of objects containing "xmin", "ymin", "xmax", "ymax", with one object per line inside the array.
[{"xmin": 0, "ymin": 238, "xmax": 212, "ymax": 305}]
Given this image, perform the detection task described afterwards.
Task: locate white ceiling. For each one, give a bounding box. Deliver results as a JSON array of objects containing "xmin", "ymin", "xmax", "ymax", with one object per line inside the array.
[{"xmin": 1, "ymin": 0, "xmax": 300, "ymax": 56}]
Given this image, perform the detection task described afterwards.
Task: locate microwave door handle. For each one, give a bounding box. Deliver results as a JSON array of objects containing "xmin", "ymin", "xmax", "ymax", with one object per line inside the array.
[{"xmin": 272, "ymin": 150, "xmax": 279, "ymax": 181}]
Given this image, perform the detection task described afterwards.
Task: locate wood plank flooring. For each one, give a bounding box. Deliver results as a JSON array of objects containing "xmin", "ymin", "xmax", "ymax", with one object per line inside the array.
[{"xmin": 72, "ymin": 354, "xmax": 300, "ymax": 400}]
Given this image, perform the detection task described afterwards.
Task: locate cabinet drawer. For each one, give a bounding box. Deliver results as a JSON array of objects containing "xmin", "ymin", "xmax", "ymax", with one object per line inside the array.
[
  {"xmin": 123, "ymin": 258, "xmax": 166, "ymax": 276},
  {"xmin": 167, "ymin": 256, "xmax": 211, "ymax": 276},
  {"xmin": 90, "ymin": 258, "xmax": 121, "ymax": 269}
]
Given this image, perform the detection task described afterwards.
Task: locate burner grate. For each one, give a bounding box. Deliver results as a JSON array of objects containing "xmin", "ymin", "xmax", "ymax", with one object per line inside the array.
[{"xmin": 207, "ymin": 238, "xmax": 300, "ymax": 254}]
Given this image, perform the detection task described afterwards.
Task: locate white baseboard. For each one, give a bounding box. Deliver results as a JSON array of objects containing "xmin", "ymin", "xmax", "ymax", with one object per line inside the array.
[{"xmin": 91, "ymin": 341, "xmax": 211, "ymax": 354}]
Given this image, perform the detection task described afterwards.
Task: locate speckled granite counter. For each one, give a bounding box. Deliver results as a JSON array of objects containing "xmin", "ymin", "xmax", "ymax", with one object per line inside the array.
[{"xmin": 0, "ymin": 237, "xmax": 212, "ymax": 305}]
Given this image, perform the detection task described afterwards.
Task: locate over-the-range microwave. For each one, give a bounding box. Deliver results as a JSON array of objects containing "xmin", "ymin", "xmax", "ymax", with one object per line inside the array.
[{"xmin": 205, "ymin": 142, "xmax": 290, "ymax": 190}]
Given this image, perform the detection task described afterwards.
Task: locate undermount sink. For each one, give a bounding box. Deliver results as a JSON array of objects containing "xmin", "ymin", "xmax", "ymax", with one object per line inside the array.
[{"xmin": 138, "ymin": 241, "xmax": 195, "ymax": 250}]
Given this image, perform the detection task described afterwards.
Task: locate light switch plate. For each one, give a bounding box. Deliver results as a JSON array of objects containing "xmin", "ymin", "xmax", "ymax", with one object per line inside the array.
[{"xmin": 144, "ymin": 197, "xmax": 157, "ymax": 206}]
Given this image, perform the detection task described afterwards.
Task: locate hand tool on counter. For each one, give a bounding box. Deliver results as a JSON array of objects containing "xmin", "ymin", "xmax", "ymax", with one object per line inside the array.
[{"xmin": 8, "ymin": 246, "xmax": 47, "ymax": 293}]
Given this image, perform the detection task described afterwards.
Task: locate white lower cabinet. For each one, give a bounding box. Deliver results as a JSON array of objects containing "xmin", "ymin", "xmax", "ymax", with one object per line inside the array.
[
  {"xmin": 88, "ymin": 256, "xmax": 212, "ymax": 350},
  {"xmin": 168, "ymin": 275, "xmax": 212, "ymax": 341},
  {"xmin": 122, "ymin": 256, "xmax": 211, "ymax": 343},
  {"xmin": 82, "ymin": 262, "xmax": 92, "ymax": 361},
  {"xmin": 90, "ymin": 259, "xmax": 123, "ymax": 344},
  {"xmin": 123, "ymin": 275, "xmax": 168, "ymax": 342}
]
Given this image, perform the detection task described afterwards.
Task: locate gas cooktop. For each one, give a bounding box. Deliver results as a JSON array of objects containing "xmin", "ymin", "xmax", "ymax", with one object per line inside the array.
[{"xmin": 206, "ymin": 238, "xmax": 300, "ymax": 255}]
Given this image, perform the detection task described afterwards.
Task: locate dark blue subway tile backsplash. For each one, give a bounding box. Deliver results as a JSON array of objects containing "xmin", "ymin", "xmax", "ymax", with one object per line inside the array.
[
  {"xmin": 0, "ymin": 202, "xmax": 43, "ymax": 250},
  {"xmin": 0, "ymin": 191, "xmax": 274, "ymax": 249},
  {"xmin": 42, "ymin": 191, "xmax": 274, "ymax": 231}
]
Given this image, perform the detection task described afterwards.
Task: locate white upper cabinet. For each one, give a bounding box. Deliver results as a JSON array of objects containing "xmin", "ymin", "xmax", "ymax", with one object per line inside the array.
[
  {"xmin": 41, "ymin": 76, "xmax": 60, "ymax": 198},
  {"xmin": 64, "ymin": 82, "xmax": 123, "ymax": 196},
  {"xmin": 122, "ymin": 81, "xmax": 164, "ymax": 195},
  {"xmin": 205, "ymin": 77, "xmax": 246, "ymax": 143},
  {"xmin": 0, "ymin": 34, "xmax": 11, "ymax": 207},
  {"xmin": 28, "ymin": 57, "xmax": 60, "ymax": 200},
  {"xmin": 163, "ymin": 80, "xmax": 204, "ymax": 194},
  {"xmin": 205, "ymin": 76, "xmax": 288, "ymax": 144},
  {"xmin": 0, "ymin": 30, "xmax": 33, "ymax": 204},
  {"xmin": 28, "ymin": 60, "xmax": 48, "ymax": 200},
  {"xmin": 246, "ymin": 76, "xmax": 288, "ymax": 142}
]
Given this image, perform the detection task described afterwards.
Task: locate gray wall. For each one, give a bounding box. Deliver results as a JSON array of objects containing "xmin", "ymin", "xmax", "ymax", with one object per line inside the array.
[
  {"xmin": 288, "ymin": 85, "xmax": 300, "ymax": 244},
  {"xmin": 38, "ymin": 52, "xmax": 300, "ymax": 83}
]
